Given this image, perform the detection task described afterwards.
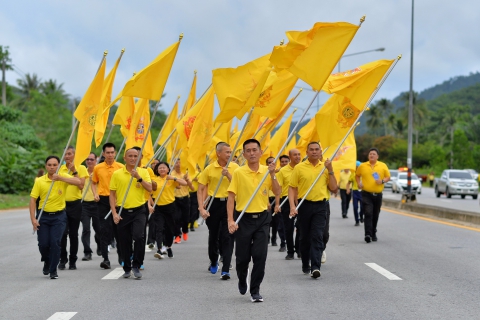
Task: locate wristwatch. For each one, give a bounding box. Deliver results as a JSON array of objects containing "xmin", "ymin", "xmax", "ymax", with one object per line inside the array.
[
  {"xmin": 174, "ymin": 177, "xmax": 177, "ymax": 182},
  {"xmin": 137, "ymin": 178, "xmax": 143, "ymax": 183},
  {"xmin": 328, "ymin": 171, "xmax": 334, "ymax": 175},
  {"xmin": 72, "ymin": 171, "xmax": 78, "ymax": 176}
]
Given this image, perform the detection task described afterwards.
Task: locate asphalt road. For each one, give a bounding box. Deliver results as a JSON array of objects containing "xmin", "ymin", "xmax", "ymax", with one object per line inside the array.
[
  {"xmin": 383, "ymin": 186, "xmax": 479, "ymax": 214},
  {"xmin": 1, "ymin": 201, "xmax": 479, "ymax": 320}
]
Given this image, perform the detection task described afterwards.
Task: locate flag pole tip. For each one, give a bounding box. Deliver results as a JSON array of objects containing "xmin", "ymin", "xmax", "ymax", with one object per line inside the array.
[
  {"xmin": 360, "ymin": 16, "xmax": 366, "ymax": 23},
  {"xmin": 121, "ymin": 48, "xmax": 125, "ymax": 53},
  {"xmin": 397, "ymin": 54, "xmax": 402, "ymax": 60},
  {"xmin": 194, "ymin": 70, "xmax": 197, "ymax": 74},
  {"xmin": 179, "ymin": 33, "xmax": 184, "ymax": 41},
  {"xmin": 280, "ymin": 39, "xmax": 284, "ymax": 45},
  {"xmin": 177, "ymin": 95, "xmax": 181, "ymax": 99},
  {"xmin": 133, "ymin": 72, "xmax": 136, "ymax": 76},
  {"xmin": 299, "ymin": 88, "xmax": 303, "ymax": 92},
  {"xmin": 103, "ymin": 50, "xmax": 108, "ymax": 56}
]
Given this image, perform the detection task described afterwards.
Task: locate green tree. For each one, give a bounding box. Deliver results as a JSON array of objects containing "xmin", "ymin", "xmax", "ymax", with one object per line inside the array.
[
  {"xmin": 399, "ymin": 91, "xmax": 428, "ymax": 144},
  {"xmin": 0, "ymin": 45, "xmax": 13, "ymax": 106},
  {"xmin": 376, "ymin": 98, "xmax": 393, "ymax": 135},
  {"xmin": 366, "ymin": 105, "xmax": 383, "ymax": 134},
  {"xmin": 452, "ymin": 130, "xmax": 475, "ymax": 169}
]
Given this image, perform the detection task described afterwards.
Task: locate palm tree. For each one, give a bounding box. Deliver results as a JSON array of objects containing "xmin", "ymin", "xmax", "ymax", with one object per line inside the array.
[
  {"xmin": 376, "ymin": 98, "xmax": 393, "ymax": 136},
  {"xmin": 40, "ymin": 79, "xmax": 68, "ymax": 99},
  {"xmin": 16, "ymin": 73, "xmax": 42, "ymax": 98},
  {"xmin": 366, "ymin": 105, "xmax": 383, "ymax": 133},
  {"xmin": 399, "ymin": 91, "xmax": 428, "ymax": 144}
]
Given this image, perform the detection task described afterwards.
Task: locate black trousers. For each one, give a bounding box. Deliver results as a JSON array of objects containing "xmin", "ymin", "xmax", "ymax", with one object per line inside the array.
[
  {"xmin": 60, "ymin": 199, "xmax": 82, "ymax": 264},
  {"xmin": 205, "ymin": 198, "xmax": 234, "ymax": 273},
  {"xmin": 175, "ymin": 196, "xmax": 190, "ymax": 235},
  {"xmin": 81, "ymin": 201, "xmax": 100, "ymax": 255},
  {"xmin": 116, "ymin": 206, "xmax": 146, "ymax": 271},
  {"xmin": 352, "ymin": 190, "xmax": 363, "ymax": 223},
  {"xmin": 324, "ymin": 201, "xmax": 330, "ymax": 250},
  {"xmin": 189, "ymin": 192, "xmax": 199, "ymax": 226},
  {"xmin": 280, "ymin": 197, "xmax": 296, "ymax": 255},
  {"xmin": 97, "ymin": 196, "xmax": 120, "ymax": 262},
  {"xmin": 361, "ymin": 191, "xmax": 383, "ymax": 237},
  {"xmin": 153, "ymin": 202, "xmax": 176, "ymax": 248},
  {"xmin": 234, "ymin": 210, "xmax": 271, "ymax": 295},
  {"xmin": 340, "ymin": 189, "xmax": 351, "ymax": 216},
  {"xmin": 298, "ymin": 200, "xmax": 327, "ymax": 272},
  {"xmin": 37, "ymin": 210, "xmax": 67, "ymax": 273}
]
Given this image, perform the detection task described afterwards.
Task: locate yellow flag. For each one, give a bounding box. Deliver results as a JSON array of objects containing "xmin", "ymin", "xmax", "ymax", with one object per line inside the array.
[
  {"xmin": 180, "ymin": 72, "xmax": 197, "ymax": 118},
  {"xmin": 270, "ymin": 22, "xmax": 360, "ymax": 91},
  {"xmin": 232, "ymin": 120, "xmax": 238, "ymax": 135},
  {"xmin": 122, "ymin": 41, "xmax": 180, "ymax": 99},
  {"xmin": 157, "ymin": 99, "xmax": 179, "ymax": 146},
  {"xmin": 74, "ymin": 58, "xmax": 106, "ymax": 167},
  {"xmin": 230, "ymin": 112, "xmax": 261, "ymax": 150},
  {"xmin": 286, "ymin": 133, "xmax": 297, "ymax": 152},
  {"xmin": 296, "ymin": 117, "xmax": 319, "ymax": 156},
  {"xmin": 186, "ymin": 86, "xmax": 215, "ymax": 171},
  {"xmin": 213, "ymin": 118, "xmax": 232, "ymax": 145},
  {"xmin": 268, "ymin": 112, "xmax": 294, "ymax": 157},
  {"xmin": 316, "ymin": 59, "xmax": 394, "ymax": 148},
  {"xmin": 213, "ymin": 54, "xmax": 271, "ymax": 123},
  {"xmin": 125, "ymin": 98, "xmax": 154, "ymax": 166},
  {"xmin": 94, "ymin": 54, "xmax": 122, "ymax": 147},
  {"xmin": 323, "ymin": 131, "xmax": 357, "ymax": 181},
  {"xmin": 112, "ymin": 97, "xmax": 136, "ymax": 138}
]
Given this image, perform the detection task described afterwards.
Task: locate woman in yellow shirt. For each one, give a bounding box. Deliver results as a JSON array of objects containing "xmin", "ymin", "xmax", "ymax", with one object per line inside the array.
[{"xmin": 149, "ymin": 162, "xmax": 187, "ymax": 259}]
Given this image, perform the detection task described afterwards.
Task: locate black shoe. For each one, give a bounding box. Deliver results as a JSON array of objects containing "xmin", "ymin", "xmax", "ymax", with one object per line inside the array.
[
  {"xmin": 122, "ymin": 271, "xmax": 131, "ymax": 278},
  {"xmin": 342, "ymin": 214, "xmax": 347, "ymax": 218},
  {"xmin": 167, "ymin": 248, "xmax": 174, "ymax": 258},
  {"xmin": 372, "ymin": 235, "xmax": 378, "ymax": 242},
  {"xmin": 360, "ymin": 218, "xmax": 364, "ymax": 223},
  {"xmin": 82, "ymin": 254, "xmax": 92, "ymax": 261},
  {"xmin": 365, "ymin": 235, "xmax": 372, "ymax": 243},
  {"xmin": 238, "ymin": 280, "xmax": 247, "ymax": 295},
  {"xmin": 100, "ymin": 260, "xmax": 111, "ymax": 269},
  {"xmin": 297, "ymin": 253, "xmax": 302, "ymax": 259},
  {"xmin": 132, "ymin": 267, "xmax": 142, "ymax": 279},
  {"xmin": 302, "ymin": 267, "xmax": 310, "ymax": 275},
  {"xmin": 43, "ymin": 262, "xmax": 50, "ymax": 275},
  {"xmin": 58, "ymin": 260, "xmax": 67, "ymax": 270},
  {"xmin": 190, "ymin": 227, "xmax": 195, "ymax": 232},
  {"xmin": 311, "ymin": 269, "xmax": 321, "ymax": 279},
  {"xmin": 279, "ymin": 246, "xmax": 286, "ymax": 252},
  {"xmin": 355, "ymin": 222, "xmax": 360, "ymax": 226},
  {"xmin": 251, "ymin": 293, "xmax": 263, "ymax": 302},
  {"xmin": 68, "ymin": 263, "xmax": 76, "ymax": 270},
  {"xmin": 50, "ymin": 271, "xmax": 58, "ymax": 279},
  {"xmin": 285, "ymin": 254, "xmax": 294, "ymax": 260},
  {"xmin": 148, "ymin": 243, "xmax": 154, "ymax": 249},
  {"xmin": 96, "ymin": 248, "xmax": 102, "ymax": 256},
  {"xmin": 271, "ymin": 242, "xmax": 278, "ymax": 246}
]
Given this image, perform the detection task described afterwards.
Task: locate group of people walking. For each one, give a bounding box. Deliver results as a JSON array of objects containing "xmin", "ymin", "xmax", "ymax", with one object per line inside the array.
[{"xmin": 30, "ymin": 139, "xmax": 390, "ymax": 303}]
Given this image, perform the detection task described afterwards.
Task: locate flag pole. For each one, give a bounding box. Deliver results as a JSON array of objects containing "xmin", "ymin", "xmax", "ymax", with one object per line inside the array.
[
  {"xmin": 104, "ymin": 124, "xmax": 115, "ymax": 143},
  {"xmin": 34, "ymin": 51, "xmax": 108, "ymax": 234},
  {"xmin": 295, "ymin": 55, "xmax": 401, "ymax": 212},
  {"xmin": 152, "ymin": 96, "xmax": 180, "ymax": 149},
  {"xmin": 169, "ymin": 135, "xmax": 180, "ymax": 166},
  {"xmin": 115, "ymin": 137, "xmax": 127, "ymax": 161}
]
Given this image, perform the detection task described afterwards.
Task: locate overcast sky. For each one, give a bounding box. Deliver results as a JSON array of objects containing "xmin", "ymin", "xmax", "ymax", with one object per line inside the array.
[{"xmin": 2, "ymin": 0, "xmax": 479, "ymax": 122}]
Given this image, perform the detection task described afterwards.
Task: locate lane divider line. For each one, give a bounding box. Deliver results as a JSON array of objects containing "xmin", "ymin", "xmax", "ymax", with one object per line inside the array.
[
  {"xmin": 101, "ymin": 268, "xmax": 124, "ymax": 280},
  {"xmin": 47, "ymin": 312, "xmax": 77, "ymax": 320},
  {"xmin": 365, "ymin": 263, "xmax": 402, "ymax": 280}
]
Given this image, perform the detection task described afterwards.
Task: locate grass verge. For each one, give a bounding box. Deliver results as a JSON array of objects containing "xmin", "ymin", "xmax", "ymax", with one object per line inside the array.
[{"xmin": 0, "ymin": 194, "xmax": 29, "ymax": 210}]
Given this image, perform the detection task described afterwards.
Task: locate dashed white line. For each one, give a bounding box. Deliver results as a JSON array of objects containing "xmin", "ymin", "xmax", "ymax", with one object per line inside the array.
[
  {"xmin": 101, "ymin": 267, "xmax": 125, "ymax": 280},
  {"xmin": 47, "ymin": 312, "xmax": 77, "ymax": 320},
  {"xmin": 365, "ymin": 263, "xmax": 402, "ymax": 280}
]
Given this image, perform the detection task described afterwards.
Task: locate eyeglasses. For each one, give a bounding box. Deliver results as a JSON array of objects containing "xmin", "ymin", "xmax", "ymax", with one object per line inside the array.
[{"xmin": 86, "ymin": 158, "xmax": 95, "ymax": 161}]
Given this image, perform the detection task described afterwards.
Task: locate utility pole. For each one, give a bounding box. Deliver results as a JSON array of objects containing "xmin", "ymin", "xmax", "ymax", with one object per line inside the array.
[{"xmin": 1, "ymin": 58, "xmax": 6, "ymax": 106}]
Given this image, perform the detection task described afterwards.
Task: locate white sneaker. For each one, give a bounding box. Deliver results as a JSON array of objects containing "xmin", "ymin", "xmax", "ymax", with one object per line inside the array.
[
  {"xmin": 321, "ymin": 251, "xmax": 326, "ymax": 264},
  {"xmin": 160, "ymin": 246, "xmax": 167, "ymax": 255}
]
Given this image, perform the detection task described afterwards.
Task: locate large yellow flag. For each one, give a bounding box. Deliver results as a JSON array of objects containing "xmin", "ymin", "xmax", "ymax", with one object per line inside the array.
[
  {"xmin": 213, "ymin": 54, "xmax": 271, "ymax": 123},
  {"xmin": 316, "ymin": 59, "xmax": 394, "ymax": 148},
  {"xmin": 94, "ymin": 53, "xmax": 123, "ymax": 147},
  {"xmin": 323, "ymin": 131, "xmax": 357, "ymax": 182},
  {"xmin": 157, "ymin": 98, "xmax": 179, "ymax": 146},
  {"xmin": 74, "ymin": 58, "xmax": 106, "ymax": 167},
  {"xmin": 125, "ymin": 98, "xmax": 154, "ymax": 166},
  {"xmin": 270, "ymin": 21, "xmax": 360, "ymax": 91},
  {"xmin": 180, "ymin": 71, "xmax": 197, "ymax": 118},
  {"xmin": 268, "ymin": 112, "xmax": 294, "ymax": 157},
  {"xmin": 286, "ymin": 133, "xmax": 297, "ymax": 152},
  {"xmin": 121, "ymin": 40, "xmax": 180, "ymax": 100},
  {"xmin": 296, "ymin": 117, "xmax": 319, "ymax": 156},
  {"xmin": 112, "ymin": 96, "xmax": 136, "ymax": 138}
]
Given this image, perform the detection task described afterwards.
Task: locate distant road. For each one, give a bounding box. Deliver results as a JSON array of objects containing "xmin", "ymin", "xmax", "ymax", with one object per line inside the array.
[{"xmin": 383, "ymin": 186, "xmax": 479, "ymax": 214}]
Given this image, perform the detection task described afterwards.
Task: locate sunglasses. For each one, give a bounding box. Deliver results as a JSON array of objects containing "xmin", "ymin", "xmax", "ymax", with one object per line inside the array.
[{"xmin": 86, "ymin": 158, "xmax": 95, "ymax": 161}]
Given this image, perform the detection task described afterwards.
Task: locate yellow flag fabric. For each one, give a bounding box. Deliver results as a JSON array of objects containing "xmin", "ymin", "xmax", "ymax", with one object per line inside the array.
[
  {"xmin": 157, "ymin": 99, "xmax": 179, "ymax": 146},
  {"xmin": 270, "ymin": 22, "xmax": 359, "ymax": 91},
  {"xmin": 268, "ymin": 112, "xmax": 294, "ymax": 157},
  {"xmin": 112, "ymin": 97, "xmax": 136, "ymax": 138},
  {"xmin": 94, "ymin": 55, "xmax": 122, "ymax": 147},
  {"xmin": 230, "ymin": 112, "xmax": 261, "ymax": 150},
  {"xmin": 125, "ymin": 98, "xmax": 154, "ymax": 167},
  {"xmin": 180, "ymin": 72, "xmax": 197, "ymax": 118},
  {"xmin": 286, "ymin": 133, "xmax": 297, "ymax": 152},
  {"xmin": 296, "ymin": 117, "xmax": 319, "ymax": 156},
  {"xmin": 316, "ymin": 59, "xmax": 394, "ymax": 148},
  {"xmin": 213, "ymin": 54, "xmax": 271, "ymax": 123},
  {"xmin": 186, "ymin": 86, "xmax": 215, "ymax": 171},
  {"xmin": 232, "ymin": 120, "xmax": 238, "ymax": 135},
  {"xmin": 121, "ymin": 41, "xmax": 180, "ymax": 100},
  {"xmin": 252, "ymin": 70, "xmax": 298, "ymax": 118},
  {"xmin": 74, "ymin": 58, "xmax": 106, "ymax": 167},
  {"xmin": 323, "ymin": 131, "xmax": 357, "ymax": 182}
]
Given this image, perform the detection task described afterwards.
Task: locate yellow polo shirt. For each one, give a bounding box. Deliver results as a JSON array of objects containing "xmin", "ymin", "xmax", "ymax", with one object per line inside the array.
[
  {"xmin": 144, "ymin": 167, "xmax": 156, "ymax": 200},
  {"xmin": 228, "ymin": 164, "xmax": 272, "ymax": 213},
  {"xmin": 350, "ymin": 171, "xmax": 359, "ymax": 191},
  {"xmin": 199, "ymin": 161, "xmax": 240, "ymax": 198},
  {"xmin": 152, "ymin": 175, "xmax": 177, "ymax": 206},
  {"xmin": 171, "ymin": 170, "xmax": 189, "ymax": 198},
  {"xmin": 289, "ymin": 159, "xmax": 330, "ymax": 201},
  {"xmin": 339, "ymin": 170, "xmax": 351, "ymax": 190},
  {"xmin": 356, "ymin": 161, "xmax": 390, "ymax": 193},
  {"xmin": 59, "ymin": 164, "xmax": 89, "ymax": 201},
  {"xmin": 92, "ymin": 161, "xmax": 124, "ymax": 196},
  {"xmin": 109, "ymin": 167, "xmax": 151, "ymax": 208},
  {"xmin": 30, "ymin": 173, "xmax": 72, "ymax": 212},
  {"xmin": 190, "ymin": 172, "xmax": 200, "ymax": 193},
  {"xmin": 277, "ymin": 164, "xmax": 295, "ymax": 197},
  {"xmin": 83, "ymin": 174, "xmax": 95, "ymax": 202}
]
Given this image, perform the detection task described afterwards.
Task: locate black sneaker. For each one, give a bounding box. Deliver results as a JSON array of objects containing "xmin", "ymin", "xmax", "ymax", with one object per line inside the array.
[
  {"xmin": 311, "ymin": 269, "xmax": 321, "ymax": 279},
  {"xmin": 132, "ymin": 267, "xmax": 142, "ymax": 279},
  {"xmin": 271, "ymin": 242, "xmax": 278, "ymax": 246},
  {"xmin": 58, "ymin": 260, "xmax": 67, "ymax": 270},
  {"xmin": 302, "ymin": 266, "xmax": 311, "ymax": 275},
  {"xmin": 372, "ymin": 235, "xmax": 378, "ymax": 242},
  {"xmin": 251, "ymin": 293, "xmax": 263, "ymax": 302},
  {"xmin": 297, "ymin": 253, "xmax": 302, "ymax": 259},
  {"xmin": 360, "ymin": 217, "xmax": 364, "ymax": 223},
  {"xmin": 96, "ymin": 248, "xmax": 102, "ymax": 256},
  {"xmin": 100, "ymin": 260, "xmax": 111, "ymax": 269},
  {"xmin": 355, "ymin": 222, "xmax": 360, "ymax": 226},
  {"xmin": 43, "ymin": 262, "xmax": 50, "ymax": 275},
  {"xmin": 167, "ymin": 248, "xmax": 174, "ymax": 258},
  {"xmin": 365, "ymin": 235, "xmax": 372, "ymax": 243},
  {"xmin": 279, "ymin": 246, "xmax": 286, "ymax": 252},
  {"xmin": 50, "ymin": 271, "xmax": 58, "ymax": 279},
  {"xmin": 190, "ymin": 227, "xmax": 195, "ymax": 232},
  {"xmin": 82, "ymin": 254, "xmax": 92, "ymax": 261},
  {"xmin": 285, "ymin": 254, "xmax": 294, "ymax": 260},
  {"xmin": 122, "ymin": 271, "xmax": 131, "ymax": 278},
  {"xmin": 238, "ymin": 280, "xmax": 247, "ymax": 295},
  {"xmin": 68, "ymin": 263, "xmax": 77, "ymax": 270},
  {"xmin": 148, "ymin": 243, "xmax": 154, "ymax": 249}
]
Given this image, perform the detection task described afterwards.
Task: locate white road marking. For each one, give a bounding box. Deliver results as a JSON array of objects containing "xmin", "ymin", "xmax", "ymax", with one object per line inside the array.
[
  {"xmin": 47, "ymin": 312, "xmax": 77, "ymax": 320},
  {"xmin": 440, "ymin": 199, "xmax": 452, "ymax": 203},
  {"xmin": 365, "ymin": 263, "xmax": 402, "ymax": 280},
  {"xmin": 101, "ymin": 267, "xmax": 125, "ymax": 280}
]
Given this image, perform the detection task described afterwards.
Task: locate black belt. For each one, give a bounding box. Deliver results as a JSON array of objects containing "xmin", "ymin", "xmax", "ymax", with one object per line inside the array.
[
  {"xmin": 41, "ymin": 209, "xmax": 65, "ymax": 215},
  {"xmin": 116, "ymin": 205, "xmax": 144, "ymax": 213},
  {"xmin": 299, "ymin": 198, "xmax": 327, "ymax": 203},
  {"xmin": 214, "ymin": 197, "xmax": 228, "ymax": 201},
  {"xmin": 243, "ymin": 211, "xmax": 267, "ymax": 219},
  {"xmin": 362, "ymin": 191, "xmax": 382, "ymax": 196},
  {"xmin": 175, "ymin": 196, "xmax": 189, "ymax": 200}
]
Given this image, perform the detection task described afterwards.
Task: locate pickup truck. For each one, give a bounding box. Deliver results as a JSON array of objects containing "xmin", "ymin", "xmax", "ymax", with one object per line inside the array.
[{"xmin": 434, "ymin": 169, "xmax": 479, "ymax": 199}]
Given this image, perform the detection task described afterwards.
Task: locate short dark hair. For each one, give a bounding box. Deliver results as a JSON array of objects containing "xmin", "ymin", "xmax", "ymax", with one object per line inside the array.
[
  {"xmin": 154, "ymin": 161, "xmax": 170, "ymax": 176},
  {"xmin": 66, "ymin": 145, "xmax": 75, "ymax": 151},
  {"xmin": 102, "ymin": 142, "xmax": 116, "ymax": 151},
  {"xmin": 89, "ymin": 152, "xmax": 97, "ymax": 158},
  {"xmin": 132, "ymin": 146, "xmax": 141, "ymax": 152},
  {"xmin": 307, "ymin": 141, "xmax": 321, "ymax": 149},
  {"xmin": 243, "ymin": 138, "xmax": 261, "ymax": 149},
  {"xmin": 45, "ymin": 155, "xmax": 60, "ymax": 164},
  {"xmin": 266, "ymin": 157, "xmax": 275, "ymax": 165},
  {"xmin": 279, "ymin": 155, "xmax": 290, "ymax": 161},
  {"xmin": 369, "ymin": 147, "xmax": 379, "ymax": 156}
]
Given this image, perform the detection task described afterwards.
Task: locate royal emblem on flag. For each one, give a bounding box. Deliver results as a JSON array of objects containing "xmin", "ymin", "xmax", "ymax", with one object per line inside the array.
[
  {"xmin": 337, "ymin": 97, "xmax": 359, "ymax": 128},
  {"xmin": 333, "ymin": 146, "xmax": 353, "ymax": 161},
  {"xmin": 135, "ymin": 117, "xmax": 145, "ymax": 142},
  {"xmin": 255, "ymin": 85, "xmax": 273, "ymax": 108},
  {"xmin": 183, "ymin": 116, "xmax": 196, "ymax": 140}
]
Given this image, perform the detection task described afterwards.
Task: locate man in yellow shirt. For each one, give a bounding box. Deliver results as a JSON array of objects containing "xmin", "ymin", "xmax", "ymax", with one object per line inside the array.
[
  {"xmin": 57, "ymin": 146, "xmax": 89, "ymax": 270},
  {"xmin": 227, "ymin": 139, "xmax": 280, "ymax": 302},
  {"xmin": 339, "ymin": 168, "xmax": 352, "ymax": 219},
  {"xmin": 110, "ymin": 148, "xmax": 152, "ymax": 279},
  {"xmin": 198, "ymin": 142, "xmax": 239, "ymax": 279},
  {"xmin": 266, "ymin": 156, "xmax": 285, "ymax": 250},
  {"xmin": 92, "ymin": 142, "xmax": 124, "ymax": 269},
  {"xmin": 355, "ymin": 148, "xmax": 390, "ymax": 243},
  {"xmin": 171, "ymin": 159, "xmax": 194, "ymax": 243},
  {"xmin": 348, "ymin": 161, "xmax": 364, "ymax": 226},
  {"xmin": 80, "ymin": 152, "xmax": 101, "ymax": 261},
  {"xmin": 29, "ymin": 155, "xmax": 81, "ymax": 279},
  {"xmin": 277, "ymin": 149, "xmax": 301, "ymax": 260},
  {"xmin": 289, "ymin": 142, "xmax": 337, "ymax": 278}
]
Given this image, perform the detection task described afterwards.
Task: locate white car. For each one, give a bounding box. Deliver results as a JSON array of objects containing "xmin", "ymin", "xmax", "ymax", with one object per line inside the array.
[
  {"xmin": 384, "ymin": 169, "xmax": 398, "ymax": 189},
  {"xmin": 465, "ymin": 169, "xmax": 479, "ymax": 180},
  {"xmin": 392, "ymin": 172, "xmax": 422, "ymax": 194}
]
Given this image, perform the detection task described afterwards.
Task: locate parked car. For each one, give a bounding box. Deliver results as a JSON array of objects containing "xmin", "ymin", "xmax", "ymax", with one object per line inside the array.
[
  {"xmin": 433, "ymin": 169, "xmax": 479, "ymax": 199},
  {"xmin": 384, "ymin": 169, "xmax": 398, "ymax": 189},
  {"xmin": 392, "ymin": 172, "xmax": 422, "ymax": 194},
  {"xmin": 465, "ymin": 169, "xmax": 479, "ymax": 180}
]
